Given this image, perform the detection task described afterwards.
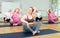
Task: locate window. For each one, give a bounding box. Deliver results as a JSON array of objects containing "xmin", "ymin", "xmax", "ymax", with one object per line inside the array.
[{"xmin": 58, "ymin": 0, "xmax": 60, "ymax": 16}]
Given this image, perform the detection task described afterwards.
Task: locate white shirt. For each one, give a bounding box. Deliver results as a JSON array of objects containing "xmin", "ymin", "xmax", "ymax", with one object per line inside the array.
[
  {"xmin": 4, "ymin": 12, "xmax": 11, "ymax": 19},
  {"xmin": 35, "ymin": 12, "xmax": 42, "ymax": 18}
]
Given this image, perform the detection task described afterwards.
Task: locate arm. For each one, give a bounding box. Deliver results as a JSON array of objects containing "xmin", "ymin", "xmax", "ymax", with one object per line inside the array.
[
  {"xmin": 21, "ymin": 15, "xmax": 30, "ymax": 28},
  {"xmin": 50, "ymin": 18, "xmax": 55, "ymax": 23},
  {"xmin": 21, "ymin": 15, "xmax": 28, "ymax": 24},
  {"xmin": 10, "ymin": 13, "xmax": 13, "ymax": 22},
  {"xmin": 33, "ymin": 7, "xmax": 37, "ymax": 14}
]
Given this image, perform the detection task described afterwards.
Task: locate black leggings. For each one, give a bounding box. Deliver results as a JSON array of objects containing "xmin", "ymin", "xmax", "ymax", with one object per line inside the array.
[
  {"xmin": 3, "ymin": 17, "xmax": 10, "ymax": 22},
  {"xmin": 36, "ymin": 17, "xmax": 42, "ymax": 21},
  {"xmin": 3, "ymin": 17, "xmax": 5, "ymax": 22},
  {"xmin": 6, "ymin": 19, "xmax": 10, "ymax": 22},
  {"xmin": 48, "ymin": 21, "xmax": 54, "ymax": 24}
]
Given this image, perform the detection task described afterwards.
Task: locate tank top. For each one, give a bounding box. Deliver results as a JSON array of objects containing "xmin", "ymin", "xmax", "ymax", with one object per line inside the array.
[{"xmin": 25, "ymin": 16, "xmax": 34, "ymax": 23}]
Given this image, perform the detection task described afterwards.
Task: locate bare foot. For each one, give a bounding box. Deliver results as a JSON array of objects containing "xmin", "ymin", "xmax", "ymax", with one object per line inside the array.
[{"xmin": 32, "ymin": 31, "xmax": 37, "ymax": 35}]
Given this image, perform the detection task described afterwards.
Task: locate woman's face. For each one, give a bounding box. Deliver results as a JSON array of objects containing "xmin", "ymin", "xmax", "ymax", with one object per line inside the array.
[
  {"xmin": 28, "ymin": 8, "xmax": 33, "ymax": 14},
  {"xmin": 15, "ymin": 9, "xmax": 20, "ymax": 13}
]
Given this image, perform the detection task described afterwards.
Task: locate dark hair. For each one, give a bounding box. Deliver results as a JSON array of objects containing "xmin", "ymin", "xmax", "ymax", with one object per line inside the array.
[{"xmin": 30, "ymin": 7, "xmax": 34, "ymax": 12}]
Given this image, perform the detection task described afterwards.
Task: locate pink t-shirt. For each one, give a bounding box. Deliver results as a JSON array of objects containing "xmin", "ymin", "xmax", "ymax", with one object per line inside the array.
[
  {"xmin": 12, "ymin": 12, "xmax": 20, "ymax": 22},
  {"xmin": 48, "ymin": 12, "xmax": 55, "ymax": 22}
]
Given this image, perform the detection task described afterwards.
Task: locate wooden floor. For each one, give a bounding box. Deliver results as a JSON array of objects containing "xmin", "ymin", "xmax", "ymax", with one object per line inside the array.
[{"xmin": 0, "ymin": 23, "xmax": 60, "ymax": 38}]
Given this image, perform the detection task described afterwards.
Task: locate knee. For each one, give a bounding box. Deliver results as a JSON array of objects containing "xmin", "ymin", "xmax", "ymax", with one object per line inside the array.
[{"xmin": 37, "ymin": 21, "xmax": 42, "ymax": 25}]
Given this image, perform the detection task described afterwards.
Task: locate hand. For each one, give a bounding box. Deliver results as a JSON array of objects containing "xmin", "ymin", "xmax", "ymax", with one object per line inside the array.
[
  {"xmin": 10, "ymin": 19, "xmax": 13, "ymax": 22},
  {"xmin": 54, "ymin": 22, "xmax": 57, "ymax": 23}
]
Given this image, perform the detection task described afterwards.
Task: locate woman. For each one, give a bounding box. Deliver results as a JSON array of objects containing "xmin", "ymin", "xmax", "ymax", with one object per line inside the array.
[
  {"xmin": 21, "ymin": 7, "xmax": 42, "ymax": 35},
  {"xmin": 10, "ymin": 8, "xmax": 22, "ymax": 26},
  {"xmin": 4, "ymin": 9, "xmax": 12, "ymax": 22},
  {"xmin": 35, "ymin": 10, "xmax": 42, "ymax": 21},
  {"xmin": 48, "ymin": 9, "xmax": 58, "ymax": 23}
]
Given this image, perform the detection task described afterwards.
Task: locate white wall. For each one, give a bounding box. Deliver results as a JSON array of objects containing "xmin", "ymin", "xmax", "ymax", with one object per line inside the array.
[
  {"xmin": 21, "ymin": 0, "xmax": 51, "ymax": 16},
  {"xmin": 1, "ymin": 2, "xmax": 20, "ymax": 13},
  {"xmin": 0, "ymin": 0, "xmax": 51, "ymax": 18},
  {"xmin": 1, "ymin": 2, "xmax": 20, "ymax": 17}
]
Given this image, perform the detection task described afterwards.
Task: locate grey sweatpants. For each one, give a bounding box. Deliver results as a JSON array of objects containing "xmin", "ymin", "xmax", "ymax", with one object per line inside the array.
[{"xmin": 22, "ymin": 21, "xmax": 42, "ymax": 32}]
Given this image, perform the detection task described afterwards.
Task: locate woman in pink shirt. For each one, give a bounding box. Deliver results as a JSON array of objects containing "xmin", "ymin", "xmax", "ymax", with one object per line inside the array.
[
  {"xmin": 48, "ymin": 9, "xmax": 58, "ymax": 23},
  {"xmin": 10, "ymin": 8, "xmax": 22, "ymax": 26}
]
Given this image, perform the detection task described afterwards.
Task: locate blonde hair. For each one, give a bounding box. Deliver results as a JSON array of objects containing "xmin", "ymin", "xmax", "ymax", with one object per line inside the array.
[{"xmin": 14, "ymin": 8, "xmax": 20, "ymax": 12}]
